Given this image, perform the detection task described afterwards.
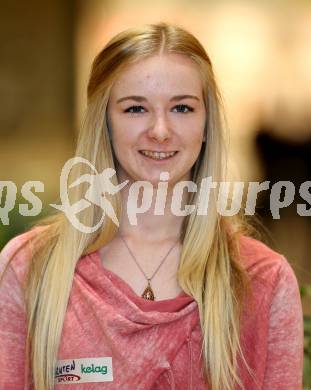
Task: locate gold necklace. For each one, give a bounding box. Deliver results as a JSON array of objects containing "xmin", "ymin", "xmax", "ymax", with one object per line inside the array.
[{"xmin": 119, "ymin": 234, "xmax": 180, "ymax": 301}]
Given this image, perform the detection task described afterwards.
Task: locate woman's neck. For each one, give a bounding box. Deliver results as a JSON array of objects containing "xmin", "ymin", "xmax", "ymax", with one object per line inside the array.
[{"xmin": 117, "ymin": 180, "xmax": 188, "ymax": 244}]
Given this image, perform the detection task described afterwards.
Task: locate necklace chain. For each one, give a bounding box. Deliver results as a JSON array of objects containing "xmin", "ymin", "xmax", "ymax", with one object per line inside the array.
[{"xmin": 119, "ymin": 234, "xmax": 180, "ymax": 282}]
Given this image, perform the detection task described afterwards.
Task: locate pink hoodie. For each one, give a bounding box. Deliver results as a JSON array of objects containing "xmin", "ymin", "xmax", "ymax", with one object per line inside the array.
[{"xmin": 0, "ymin": 228, "xmax": 304, "ymax": 389}]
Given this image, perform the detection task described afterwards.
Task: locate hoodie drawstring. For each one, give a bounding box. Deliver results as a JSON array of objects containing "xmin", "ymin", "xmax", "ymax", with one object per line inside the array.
[{"xmin": 187, "ymin": 334, "xmax": 193, "ymax": 390}]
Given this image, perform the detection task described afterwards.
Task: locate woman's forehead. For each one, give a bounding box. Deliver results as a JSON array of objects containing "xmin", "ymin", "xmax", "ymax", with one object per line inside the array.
[{"xmin": 110, "ymin": 54, "xmax": 203, "ymax": 100}]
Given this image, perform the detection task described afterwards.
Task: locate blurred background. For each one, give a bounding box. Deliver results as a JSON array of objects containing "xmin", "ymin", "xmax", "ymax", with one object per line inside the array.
[{"xmin": 1, "ymin": 0, "xmax": 311, "ymax": 385}]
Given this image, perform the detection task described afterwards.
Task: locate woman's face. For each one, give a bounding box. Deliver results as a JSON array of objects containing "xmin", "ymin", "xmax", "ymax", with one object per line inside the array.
[{"xmin": 107, "ymin": 53, "xmax": 206, "ymax": 187}]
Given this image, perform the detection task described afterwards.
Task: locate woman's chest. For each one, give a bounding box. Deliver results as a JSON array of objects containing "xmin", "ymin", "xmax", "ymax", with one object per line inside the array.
[
  {"xmin": 98, "ymin": 245, "xmax": 184, "ymax": 301},
  {"xmin": 55, "ymin": 281, "xmax": 204, "ymax": 389}
]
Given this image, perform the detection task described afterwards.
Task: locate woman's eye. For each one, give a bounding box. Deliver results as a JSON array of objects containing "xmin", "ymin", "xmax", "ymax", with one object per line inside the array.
[
  {"xmin": 172, "ymin": 104, "xmax": 194, "ymax": 113},
  {"xmin": 123, "ymin": 104, "xmax": 194, "ymax": 114},
  {"xmin": 124, "ymin": 105, "xmax": 146, "ymax": 114}
]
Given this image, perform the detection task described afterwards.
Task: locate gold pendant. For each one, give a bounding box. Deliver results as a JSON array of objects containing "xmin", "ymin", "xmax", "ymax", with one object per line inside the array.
[{"xmin": 142, "ymin": 280, "xmax": 155, "ymax": 300}]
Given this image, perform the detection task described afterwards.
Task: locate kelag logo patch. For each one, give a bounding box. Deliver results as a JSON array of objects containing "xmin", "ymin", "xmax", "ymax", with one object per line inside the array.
[{"xmin": 55, "ymin": 357, "xmax": 113, "ymax": 384}]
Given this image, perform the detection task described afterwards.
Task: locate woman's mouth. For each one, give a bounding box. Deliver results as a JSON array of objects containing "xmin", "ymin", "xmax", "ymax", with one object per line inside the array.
[{"xmin": 139, "ymin": 150, "xmax": 178, "ymax": 161}]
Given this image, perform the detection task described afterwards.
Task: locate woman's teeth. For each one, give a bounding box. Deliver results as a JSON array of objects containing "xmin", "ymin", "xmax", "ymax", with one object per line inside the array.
[{"xmin": 140, "ymin": 150, "xmax": 177, "ymax": 160}]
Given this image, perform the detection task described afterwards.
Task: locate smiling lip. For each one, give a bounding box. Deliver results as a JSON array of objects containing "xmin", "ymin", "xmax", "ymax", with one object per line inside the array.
[
  {"xmin": 138, "ymin": 150, "xmax": 178, "ymax": 153},
  {"xmin": 138, "ymin": 150, "xmax": 178, "ymax": 161}
]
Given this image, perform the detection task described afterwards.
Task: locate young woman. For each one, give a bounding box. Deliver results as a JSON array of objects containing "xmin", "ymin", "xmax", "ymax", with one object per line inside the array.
[{"xmin": 0, "ymin": 22, "xmax": 303, "ymax": 389}]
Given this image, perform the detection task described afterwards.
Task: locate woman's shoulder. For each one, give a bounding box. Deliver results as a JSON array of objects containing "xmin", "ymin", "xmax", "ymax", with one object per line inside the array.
[
  {"xmin": 237, "ymin": 234, "xmax": 298, "ymax": 291},
  {"xmin": 237, "ymin": 236, "xmax": 303, "ymax": 389},
  {"xmin": 0, "ymin": 225, "xmax": 48, "ymax": 285}
]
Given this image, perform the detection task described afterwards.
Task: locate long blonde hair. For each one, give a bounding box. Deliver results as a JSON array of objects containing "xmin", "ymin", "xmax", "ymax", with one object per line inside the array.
[{"xmin": 3, "ymin": 22, "xmax": 256, "ymax": 389}]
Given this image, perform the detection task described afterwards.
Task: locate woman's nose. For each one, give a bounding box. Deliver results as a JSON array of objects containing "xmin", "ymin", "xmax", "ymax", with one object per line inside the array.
[{"xmin": 147, "ymin": 113, "xmax": 172, "ymax": 143}]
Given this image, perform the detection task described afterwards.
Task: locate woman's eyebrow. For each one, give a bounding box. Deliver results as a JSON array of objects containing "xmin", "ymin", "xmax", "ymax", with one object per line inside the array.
[{"xmin": 116, "ymin": 94, "xmax": 200, "ymax": 103}]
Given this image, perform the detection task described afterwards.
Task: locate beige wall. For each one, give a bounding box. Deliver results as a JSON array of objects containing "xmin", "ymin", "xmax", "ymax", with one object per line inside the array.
[{"xmin": 0, "ymin": 0, "xmax": 75, "ymax": 199}]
